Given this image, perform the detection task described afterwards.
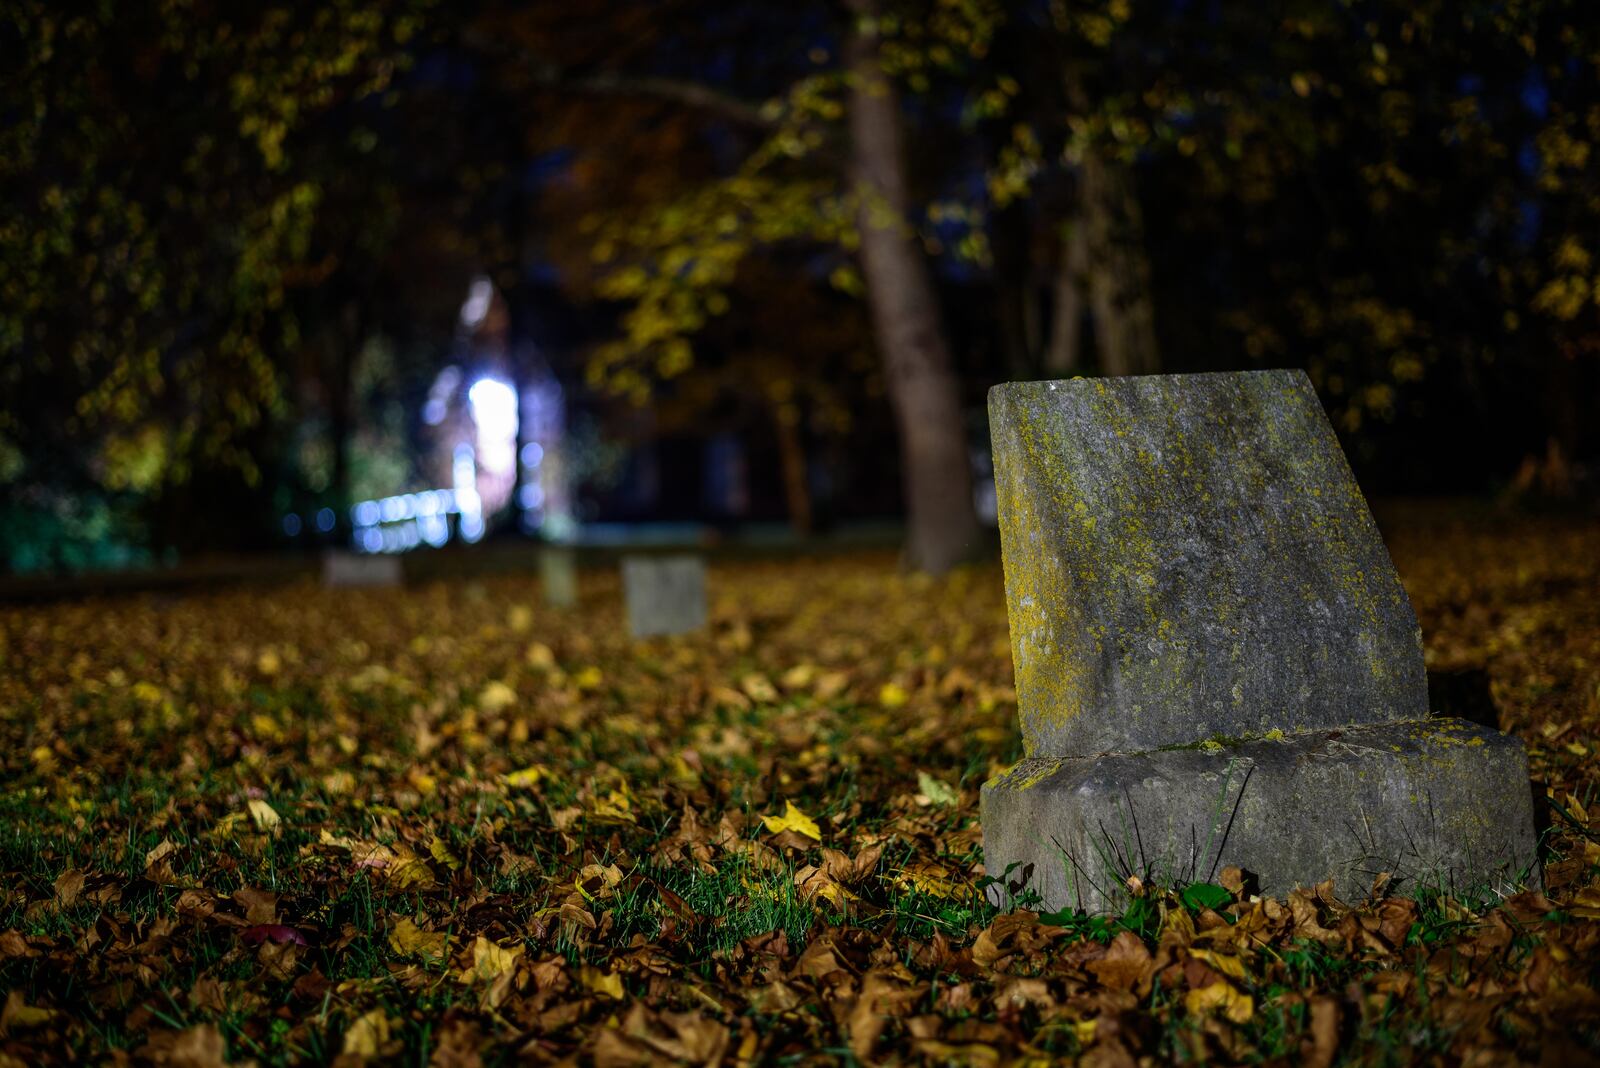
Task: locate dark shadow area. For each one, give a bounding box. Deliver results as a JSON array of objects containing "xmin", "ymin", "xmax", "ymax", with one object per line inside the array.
[{"xmin": 1428, "ymin": 666, "xmax": 1501, "ymax": 730}]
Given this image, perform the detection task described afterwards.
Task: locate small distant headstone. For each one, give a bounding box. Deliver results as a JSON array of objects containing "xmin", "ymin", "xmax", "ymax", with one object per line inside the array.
[
  {"xmin": 982, "ymin": 371, "xmax": 1537, "ymax": 911},
  {"xmin": 321, "ymin": 550, "xmax": 402, "ymax": 588},
  {"xmin": 540, "ymin": 546, "xmax": 578, "ymax": 608},
  {"xmin": 621, "ymin": 554, "xmax": 707, "ymax": 638}
]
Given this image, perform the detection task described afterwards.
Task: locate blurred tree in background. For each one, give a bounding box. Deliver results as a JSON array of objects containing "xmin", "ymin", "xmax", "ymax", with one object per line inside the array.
[
  {"xmin": 0, "ymin": 1, "xmax": 431, "ymax": 566},
  {"xmin": 2, "ymin": 0, "xmax": 1596, "ymax": 573}
]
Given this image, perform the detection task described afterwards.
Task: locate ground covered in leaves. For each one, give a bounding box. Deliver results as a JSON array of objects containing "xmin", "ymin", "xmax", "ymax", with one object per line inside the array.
[{"xmin": 2, "ymin": 512, "xmax": 1600, "ymax": 1066}]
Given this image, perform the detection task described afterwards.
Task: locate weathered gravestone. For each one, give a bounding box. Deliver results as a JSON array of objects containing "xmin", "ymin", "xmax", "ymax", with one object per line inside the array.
[
  {"xmin": 322, "ymin": 550, "xmax": 402, "ymax": 589},
  {"xmin": 982, "ymin": 370, "xmax": 1538, "ymax": 912},
  {"xmin": 540, "ymin": 547, "xmax": 579, "ymax": 608},
  {"xmin": 621, "ymin": 554, "xmax": 707, "ymax": 638}
]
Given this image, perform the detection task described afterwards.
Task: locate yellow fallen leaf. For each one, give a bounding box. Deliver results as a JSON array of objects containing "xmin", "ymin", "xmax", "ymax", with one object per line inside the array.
[
  {"xmin": 578, "ymin": 964, "xmax": 625, "ymax": 1000},
  {"xmin": 503, "ymin": 765, "xmax": 548, "ymax": 789},
  {"xmin": 917, "ymin": 771, "xmax": 959, "ymax": 806},
  {"xmin": 780, "ymin": 664, "xmax": 816, "ymax": 690},
  {"xmin": 878, "ymin": 682, "xmax": 909, "ymax": 708},
  {"xmin": 210, "ymin": 811, "xmax": 247, "ymax": 839},
  {"xmin": 762, "ymin": 800, "xmax": 822, "ymax": 842},
  {"xmin": 588, "ymin": 788, "xmax": 636, "ymax": 824},
  {"xmin": 456, "ymin": 935, "xmax": 523, "ymax": 986},
  {"xmin": 341, "ymin": 1008, "xmax": 392, "ymax": 1057},
  {"xmin": 740, "ymin": 673, "xmax": 778, "ymax": 703},
  {"xmin": 248, "ymin": 799, "xmax": 281, "ymax": 833},
  {"xmin": 388, "ymin": 917, "xmax": 449, "ymax": 962},
  {"xmin": 892, "ymin": 862, "xmax": 969, "ymax": 900},
  {"xmin": 428, "ymin": 834, "xmax": 461, "ymax": 871},
  {"xmin": 572, "ymin": 665, "xmax": 603, "ymax": 690},
  {"xmin": 507, "ymin": 604, "xmax": 533, "ymax": 632},
  {"xmin": 1189, "ymin": 947, "xmax": 1248, "ymax": 980},
  {"xmin": 479, "ymin": 680, "xmax": 517, "ymax": 713},
  {"xmin": 1185, "ymin": 980, "xmax": 1254, "ymax": 1023},
  {"xmin": 1, "ymin": 991, "xmax": 58, "ymax": 1033},
  {"xmin": 250, "ymin": 713, "xmax": 283, "ymax": 741},
  {"xmin": 388, "ymin": 853, "xmax": 437, "ymax": 891}
]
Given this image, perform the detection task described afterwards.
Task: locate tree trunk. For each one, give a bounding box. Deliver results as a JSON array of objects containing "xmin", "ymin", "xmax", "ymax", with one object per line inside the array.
[
  {"xmin": 768, "ymin": 395, "xmax": 814, "ymax": 537},
  {"xmin": 846, "ymin": 4, "xmax": 981, "ymax": 574},
  {"xmin": 1044, "ymin": 220, "xmax": 1087, "ymax": 376},
  {"xmin": 1081, "ymin": 151, "xmax": 1159, "ymax": 377},
  {"xmin": 327, "ymin": 301, "xmax": 361, "ymax": 519}
]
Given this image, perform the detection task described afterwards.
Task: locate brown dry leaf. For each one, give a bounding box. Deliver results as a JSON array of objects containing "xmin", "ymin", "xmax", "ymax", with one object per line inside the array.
[
  {"xmin": 1304, "ymin": 996, "xmax": 1341, "ymax": 1068},
  {"xmin": 168, "ymin": 1023, "xmax": 227, "ymax": 1068},
  {"xmin": 1087, "ymin": 931, "xmax": 1155, "ymax": 993},
  {"xmin": 848, "ymin": 969, "xmax": 918, "ymax": 1061},
  {"xmin": 52, "ymin": 868, "xmax": 85, "ymax": 908},
  {"xmin": 1288, "ymin": 887, "xmax": 1342, "ymax": 943},
  {"xmin": 232, "ymin": 887, "xmax": 278, "ymax": 925}
]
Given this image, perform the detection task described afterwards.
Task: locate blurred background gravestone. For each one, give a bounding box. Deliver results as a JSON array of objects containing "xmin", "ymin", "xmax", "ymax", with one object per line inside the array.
[
  {"xmin": 982, "ymin": 371, "xmax": 1539, "ymax": 911},
  {"xmin": 540, "ymin": 547, "xmax": 578, "ymax": 608},
  {"xmin": 621, "ymin": 554, "xmax": 707, "ymax": 638},
  {"xmin": 321, "ymin": 550, "xmax": 402, "ymax": 589}
]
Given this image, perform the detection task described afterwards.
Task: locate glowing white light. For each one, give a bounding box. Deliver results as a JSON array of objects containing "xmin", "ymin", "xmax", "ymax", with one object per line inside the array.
[
  {"xmin": 420, "ymin": 515, "xmax": 449, "ymax": 547},
  {"xmin": 459, "ymin": 276, "xmax": 494, "ymax": 329},
  {"xmin": 361, "ymin": 528, "xmax": 383, "ymax": 553},
  {"xmin": 353, "ymin": 500, "xmax": 380, "ymax": 526},
  {"xmin": 468, "ymin": 378, "xmax": 519, "ymax": 442},
  {"xmin": 460, "ymin": 512, "xmax": 485, "ymax": 543},
  {"xmin": 520, "ymin": 441, "xmax": 544, "ymax": 468}
]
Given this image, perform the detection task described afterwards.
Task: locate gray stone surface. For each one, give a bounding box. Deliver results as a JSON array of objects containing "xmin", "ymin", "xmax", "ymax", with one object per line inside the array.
[
  {"xmin": 989, "ymin": 370, "xmax": 1426, "ymax": 758},
  {"xmin": 321, "ymin": 550, "xmax": 402, "ymax": 589},
  {"xmin": 621, "ymin": 554, "xmax": 707, "ymax": 638},
  {"xmin": 982, "ymin": 370, "xmax": 1540, "ymax": 910},
  {"xmin": 540, "ymin": 547, "xmax": 578, "ymax": 608},
  {"xmin": 981, "ymin": 718, "xmax": 1539, "ymax": 913}
]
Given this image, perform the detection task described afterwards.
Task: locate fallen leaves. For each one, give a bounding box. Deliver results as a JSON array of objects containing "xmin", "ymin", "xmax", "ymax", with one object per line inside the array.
[
  {"xmin": 388, "ymin": 916, "xmax": 448, "ymax": 962},
  {"xmin": 0, "ymin": 527, "xmax": 1598, "ymax": 1063},
  {"xmin": 246, "ymin": 797, "xmax": 281, "ymax": 833},
  {"xmin": 761, "ymin": 800, "xmax": 822, "ymax": 842}
]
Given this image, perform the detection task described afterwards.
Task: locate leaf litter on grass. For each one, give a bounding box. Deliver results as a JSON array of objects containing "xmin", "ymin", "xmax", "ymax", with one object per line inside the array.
[{"xmin": 0, "ymin": 519, "xmax": 1598, "ymax": 1064}]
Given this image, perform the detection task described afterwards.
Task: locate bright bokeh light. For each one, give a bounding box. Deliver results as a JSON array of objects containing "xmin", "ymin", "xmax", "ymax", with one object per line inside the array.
[
  {"xmin": 468, "ymin": 377, "xmax": 519, "ymax": 446},
  {"xmin": 459, "ymin": 276, "xmax": 494, "ymax": 329}
]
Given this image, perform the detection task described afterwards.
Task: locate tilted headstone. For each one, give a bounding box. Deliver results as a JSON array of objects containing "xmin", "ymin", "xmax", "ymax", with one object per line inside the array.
[
  {"xmin": 322, "ymin": 550, "xmax": 402, "ymax": 589},
  {"xmin": 982, "ymin": 371, "xmax": 1537, "ymax": 911},
  {"xmin": 621, "ymin": 554, "xmax": 707, "ymax": 638},
  {"xmin": 540, "ymin": 546, "xmax": 578, "ymax": 608}
]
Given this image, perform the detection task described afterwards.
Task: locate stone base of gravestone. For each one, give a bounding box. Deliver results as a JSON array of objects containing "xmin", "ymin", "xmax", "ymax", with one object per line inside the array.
[
  {"xmin": 322, "ymin": 550, "xmax": 402, "ymax": 589},
  {"xmin": 540, "ymin": 547, "xmax": 578, "ymax": 608},
  {"xmin": 982, "ymin": 718, "xmax": 1539, "ymax": 913},
  {"xmin": 621, "ymin": 554, "xmax": 707, "ymax": 638}
]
